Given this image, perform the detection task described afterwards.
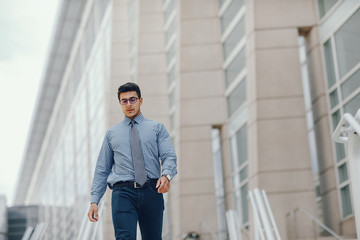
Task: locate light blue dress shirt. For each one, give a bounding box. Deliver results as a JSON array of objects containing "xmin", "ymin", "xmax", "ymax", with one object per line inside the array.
[{"xmin": 90, "ymin": 113, "xmax": 177, "ymax": 204}]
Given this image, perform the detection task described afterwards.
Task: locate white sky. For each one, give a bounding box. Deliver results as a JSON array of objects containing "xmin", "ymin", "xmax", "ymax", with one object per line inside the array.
[{"xmin": 0, "ymin": 0, "xmax": 60, "ymax": 205}]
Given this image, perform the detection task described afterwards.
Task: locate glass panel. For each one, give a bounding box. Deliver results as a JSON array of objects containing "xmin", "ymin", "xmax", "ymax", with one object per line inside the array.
[
  {"xmin": 323, "ymin": 40, "xmax": 336, "ymax": 88},
  {"xmin": 332, "ymin": 110, "xmax": 341, "ymax": 131},
  {"xmin": 227, "ymin": 78, "xmax": 246, "ymax": 116},
  {"xmin": 164, "ymin": 0, "xmax": 175, "ymax": 23},
  {"xmin": 329, "ymin": 90, "xmax": 339, "ymax": 109},
  {"xmin": 236, "ymin": 124, "xmax": 247, "ymax": 167},
  {"xmin": 165, "ymin": 19, "xmax": 176, "ymax": 45},
  {"xmin": 344, "ymin": 92, "xmax": 360, "ymax": 116},
  {"xmin": 335, "ymin": 8, "xmax": 360, "ymax": 78},
  {"xmin": 341, "ymin": 68, "xmax": 360, "ymax": 100},
  {"xmin": 317, "ymin": 0, "xmax": 339, "ymax": 18},
  {"xmin": 169, "ymin": 89, "xmax": 175, "ymax": 109},
  {"xmin": 240, "ymin": 183, "xmax": 249, "ymax": 223},
  {"xmin": 223, "ymin": 17, "xmax": 245, "ymax": 60},
  {"xmin": 335, "ymin": 142, "xmax": 346, "ymax": 162},
  {"xmin": 340, "ymin": 185, "xmax": 353, "ymax": 217},
  {"xmin": 167, "ymin": 42, "xmax": 176, "ymax": 63},
  {"xmin": 338, "ymin": 163, "xmax": 348, "ymax": 184},
  {"xmin": 220, "ymin": 0, "xmax": 244, "ymax": 33},
  {"xmin": 239, "ymin": 166, "xmax": 248, "ymax": 183},
  {"xmin": 167, "ymin": 65, "xmax": 176, "ymax": 87},
  {"xmin": 225, "ymin": 48, "xmax": 246, "ymax": 87},
  {"xmin": 218, "ymin": 0, "xmax": 227, "ymax": 8}
]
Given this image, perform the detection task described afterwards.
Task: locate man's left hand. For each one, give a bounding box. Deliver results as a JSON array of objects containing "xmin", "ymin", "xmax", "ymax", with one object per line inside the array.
[{"xmin": 156, "ymin": 176, "xmax": 170, "ymax": 193}]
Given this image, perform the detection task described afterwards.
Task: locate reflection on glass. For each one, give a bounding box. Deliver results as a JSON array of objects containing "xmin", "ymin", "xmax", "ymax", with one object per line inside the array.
[
  {"xmin": 239, "ymin": 166, "xmax": 248, "ymax": 183},
  {"xmin": 220, "ymin": 0, "xmax": 244, "ymax": 33},
  {"xmin": 335, "ymin": 142, "xmax": 346, "ymax": 162},
  {"xmin": 317, "ymin": 0, "xmax": 338, "ymax": 18},
  {"xmin": 225, "ymin": 48, "xmax": 246, "ymax": 87},
  {"xmin": 227, "ymin": 78, "xmax": 246, "ymax": 117},
  {"xmin": 338, "ymin": 163, "xmax": 348, "ymax": 184},
  {"xmin": 344, "ymin": 92, "xmax": 360, "ymax": 116},
  {"xmin": 236, "ymin": 124, "xmax": 247, "ymax": 167},
  {"xmin": 341, "ymin": 69, "xmax": 360, "ymax": 100},
  {"xmin": 223, "ymin": 17, "xmax": 245, "ymax": 60},
  {"xmin": 332, "ymin": 110, "xmax": 340, "ymax": 131},
  {"xmin": 329, "ymin": 89, "xmax": 339, "ymax": 109},
  {"xmin": 335, "ymin": 8, "xmax": 360, "ymax": 78},
  {"xmin": 341, "ymin": 185, "xmax": 353, "ymax": 217},
  {"xmin": 240, "ymin": 183, "xmax": 249, "ymax": 223},
  {"xmin": 323, "ymin": 40, "xmax": 336, "ymax": 88}
]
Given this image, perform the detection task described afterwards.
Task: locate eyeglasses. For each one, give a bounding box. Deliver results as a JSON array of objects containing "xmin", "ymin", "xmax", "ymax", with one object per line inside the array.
[{"xmin": 120, "ymin": 97, "xmax": 138, "ymax": 105}]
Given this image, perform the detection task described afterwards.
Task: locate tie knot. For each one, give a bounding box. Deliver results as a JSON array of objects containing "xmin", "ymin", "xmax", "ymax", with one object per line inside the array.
[{"xmin": 131, "ymin": 120, "xmax": 136, "ymax": 126}]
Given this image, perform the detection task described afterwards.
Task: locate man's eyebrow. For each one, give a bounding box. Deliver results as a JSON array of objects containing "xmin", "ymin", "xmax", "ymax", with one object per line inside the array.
[{"xmin": 120, "ymin": 96, "xmax": 136, "ymax": 100}]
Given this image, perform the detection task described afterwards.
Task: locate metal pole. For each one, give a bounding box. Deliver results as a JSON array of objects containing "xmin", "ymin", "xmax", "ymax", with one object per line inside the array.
[
  {"xmin": 347, "ymin": 132, "xmax": 360, "ymax": 238},
  {"xmin": 333, "ymin": 109, "xmax": 360, "ymax": 238},
  {"xmin": 253, "ymin": 189, "xmax": 275, "ymax": 240},
  {"xmin": 249, "ymin": 191, "xmax": 266, "ymax": 240}
]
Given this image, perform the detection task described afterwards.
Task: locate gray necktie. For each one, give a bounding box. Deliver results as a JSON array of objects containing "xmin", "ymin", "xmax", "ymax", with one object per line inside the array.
[{"xmin": 130, "ymin": 120, "xmax": 147, "ymax": 186}]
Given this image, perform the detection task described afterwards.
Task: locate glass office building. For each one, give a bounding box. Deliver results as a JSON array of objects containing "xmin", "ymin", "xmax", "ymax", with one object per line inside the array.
[{"xmin": 14, "ymin": 0, "xmax": 360, "ymax": 239}]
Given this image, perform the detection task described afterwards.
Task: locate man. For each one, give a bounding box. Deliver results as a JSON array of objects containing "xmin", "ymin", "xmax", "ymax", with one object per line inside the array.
[{"xmin": 88, "ymin": 82, "xmax": 177, "ymax": 240}]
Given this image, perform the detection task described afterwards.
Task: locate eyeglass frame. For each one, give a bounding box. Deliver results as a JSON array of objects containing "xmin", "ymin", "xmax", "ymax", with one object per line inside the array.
[{"xmin": 119, "ymin": 97, "xmax": 139, "ymax": 105}]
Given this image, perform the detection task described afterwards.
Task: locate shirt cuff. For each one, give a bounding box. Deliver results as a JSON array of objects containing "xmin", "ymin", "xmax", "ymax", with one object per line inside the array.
[{"xmin": 91, "ymin": 195, "xmax": 101, "ymax": 205}]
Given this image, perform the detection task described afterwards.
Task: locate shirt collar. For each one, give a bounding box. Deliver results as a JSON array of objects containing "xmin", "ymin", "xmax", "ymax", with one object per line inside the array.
[{"xmin": 124, "ymin": 113, "xmax": 144, "ymax": 126}]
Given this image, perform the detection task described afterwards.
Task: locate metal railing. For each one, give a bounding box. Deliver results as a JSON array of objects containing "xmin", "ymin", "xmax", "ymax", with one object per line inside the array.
[
  {"xmin": 286, "ymin": 207, "xmax": 342, "ymax": 240},
  {"xmin": 249, "ymin": 188, "xmax": 281, "ymax": 240}
]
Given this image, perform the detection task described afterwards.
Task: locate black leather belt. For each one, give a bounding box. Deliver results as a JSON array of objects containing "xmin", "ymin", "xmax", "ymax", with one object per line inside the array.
[{"xmin": 113, "ymin": 179, "xmax": 158, "ymax": 189}]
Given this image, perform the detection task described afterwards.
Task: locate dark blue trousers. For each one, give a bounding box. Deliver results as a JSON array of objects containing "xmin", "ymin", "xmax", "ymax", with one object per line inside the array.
[{"xmin": 111, "ymin": 185, "xmax": 164, "ymax": 240}]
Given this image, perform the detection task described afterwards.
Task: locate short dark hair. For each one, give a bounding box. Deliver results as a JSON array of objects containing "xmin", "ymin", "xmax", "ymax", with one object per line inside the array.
[{"xmin": 117, "ymin": 82, "xmax": 141, "ymax": 101}]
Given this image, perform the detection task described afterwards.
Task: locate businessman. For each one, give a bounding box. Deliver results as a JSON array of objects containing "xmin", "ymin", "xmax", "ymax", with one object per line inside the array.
[{"xmin": 88, "ymin": 82, "xmax": 177, "ymax": 240}]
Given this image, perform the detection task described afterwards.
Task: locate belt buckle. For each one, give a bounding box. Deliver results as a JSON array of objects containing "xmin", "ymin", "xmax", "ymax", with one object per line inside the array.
[{"xmin": 134, "ymin": 182, "xmax": 141, "ymax": 188}]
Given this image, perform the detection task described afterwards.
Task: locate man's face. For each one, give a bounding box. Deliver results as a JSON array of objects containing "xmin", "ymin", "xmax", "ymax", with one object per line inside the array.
[{"xmin": 119, "ymin": 91, "xmax": 143, "ymax": 119}]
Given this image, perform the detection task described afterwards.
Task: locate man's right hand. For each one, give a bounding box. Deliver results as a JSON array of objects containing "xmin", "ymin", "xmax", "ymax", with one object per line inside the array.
[{"xmin": 88, "ymin": 203, "xmax": 99, "ymax": 222}]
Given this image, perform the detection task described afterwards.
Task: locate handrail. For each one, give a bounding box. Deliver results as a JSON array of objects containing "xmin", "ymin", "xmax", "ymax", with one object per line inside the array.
[
  {"xmin": 332, "ymin": 109, "xmax": 360, "ymax": 238},
  {"xmin": 333, "ymin": 109, "xmax": 360, "ymax": 143},
  {"xmin": 291, "ymin": 207, "xmax": 343, "ymax": 240}
]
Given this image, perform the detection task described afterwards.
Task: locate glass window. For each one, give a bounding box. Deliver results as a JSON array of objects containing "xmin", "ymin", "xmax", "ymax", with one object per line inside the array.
[
  {"xmin": 332, "ymin": 110, "xmax": 341, "ymax": 131},
  {"xmin": 240, "ymin": 183, "xmax": 249, "ymax": 223},
  {"xmin": 341, "ymin": 68, "xmax": 360, "ymax": 100},
  {"xmin": 223, "ymin": 17, "xmax": 245, "ymax": 60},
  {"xmin": 344, "ymin": 92, "xmax": 360, "ymax": 115},
  {"xmin": 166, "ymin": 20, "xmax": 176, "ymax": 45},
  {"xmin": 225, "ymin": 48, "xmax": 246, "ymax": 87},
  {"xmin": 335, "ymin": 8, "xmax": 360, "ymax": 78},
  {"xmin": 338, "ymin": 163, "xmax": 348, "ymax": 184},
  {"xmin": 164, "ymin": 0, "xmax": 175, "ymax": 24},
  {"xmin": 239, "ymin": 166, "xmax": 248, "ymax": 182},
  {"xmin": 329, "ymin": 89, "xmax": 339, "ymax": 109},
  {"xmin": 220, "ymin": 0, "xmax": 244, "ymax": 33},
  {"xmin": 218, "ymin": 0, "xmax": 227, "ymax": 8},
  {"xmin": 323, "ymin": 40, "xmax": 336, "ymax": 88},
  {"xmin": 335, "ymin": 142, "xmax": 346, "ymax": 162},
  {"xmin": 167, "ymin": 42, "xmax": 176, "ymax": 63},
  {"xmin": 340, "ymin": 185, "xmax": 353, "ymax": 217},
  {"xmin": 236, "ymin": 124, "xmax": 247, "ymax": 167},
  {"xmin": 317, "ymin": 0, "xmax": 339, "ymax": 18},
  {"xmin": 227, "ymin": 78, "xmax": 246, "ymax": 116},
  {"xmin": 167, "ymin": 65, "xmax": 176, "ymax": 87},
  {"xmin": 169, "ymin": 89, "xmax": 175, "ymax": 109}
]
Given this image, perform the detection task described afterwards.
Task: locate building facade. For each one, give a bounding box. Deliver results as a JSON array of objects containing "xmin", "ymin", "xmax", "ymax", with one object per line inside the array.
[{"xmin": 14, "ymin": 0, "xmax": 360, "ymax": 239}]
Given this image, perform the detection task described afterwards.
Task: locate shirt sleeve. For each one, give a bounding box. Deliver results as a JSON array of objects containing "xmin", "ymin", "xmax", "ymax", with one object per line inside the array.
[
  {"xmin": 157, "ymin": 123, "xmax": 177, "ymax": 178},
  {"xmin": 90, "ymin": 131, "xmax": 114, "ymax": 204}
]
